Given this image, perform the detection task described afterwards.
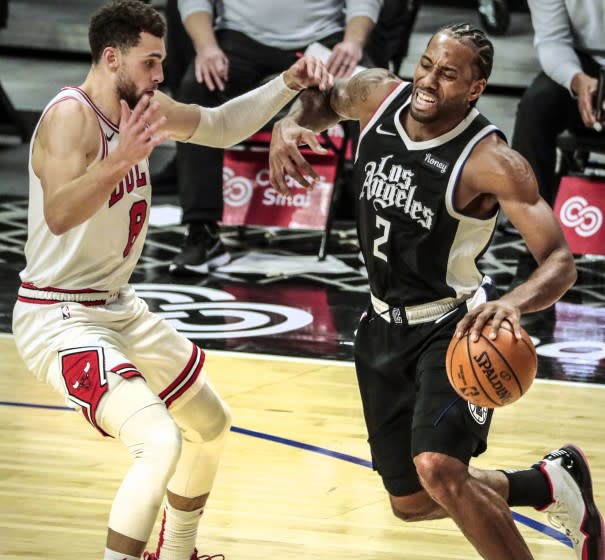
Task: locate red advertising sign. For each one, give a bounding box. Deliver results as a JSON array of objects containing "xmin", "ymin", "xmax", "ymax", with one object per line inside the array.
[
  {"xmin": 221, "ymin": 145, "xmax": 338, "ymax": 230},
  {"xmin": 553, "ymin": 176, "xmax": 605, "ymax": 255}
]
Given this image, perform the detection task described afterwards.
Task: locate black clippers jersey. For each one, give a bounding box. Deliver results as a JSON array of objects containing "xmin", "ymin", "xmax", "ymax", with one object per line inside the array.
[{"xmin": 354, "ymin": 82, "xmax": 504, "ymax": 307}]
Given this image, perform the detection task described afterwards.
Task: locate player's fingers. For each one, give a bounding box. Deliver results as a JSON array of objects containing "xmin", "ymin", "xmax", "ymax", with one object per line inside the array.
[
  {"xmin": 284, "ymin": 162, "xmax": 311, "ymax": 190},
  {"xmin": 149, "ymin": 130, "xmax": 171, "ymax": 148},
  {"xmin": 487, "ymin": 312, "xmax": 506, "ymax": 340},
  {"xmin": 454, "ymin": 312, "xmax": 475, "ymax": 338},
  {"xmin": 274, "ymin": 150, "xmax": 303, "ymax": 184},
  {"xmin": 312, "ymin": 58, "xmax": 322, "ymax": 84},
  {"xmin": 145, "ymin": 115, "xmax": 167, "ymax": 138},
  {"xmin": 507, "ymin": 314, "xmax": 523, "ymax": 340},
  {"xmin": 270, "ymin": 163, "xmax": 292, "ymax": 197},
  {"xmin": 317, "ymin": 67, "xmax": 334, "ymax": 91},
  {"xmin": 469, "ymin": 310, "xmax": 493, "ymax": 342},
  {"xmin": 141, "ymin": 100, "xmax": 161, "ymax": 125},
  {"xmin": 130, "ymin": 94, "xmax": 151, "ymax": 124},
  {"xmin": 305, "ymin": 132, "xmax": 328, "ymax": 155},
  {"xmin": 289, "ymin": 146, "xmax": 319, "ymax": 181}
]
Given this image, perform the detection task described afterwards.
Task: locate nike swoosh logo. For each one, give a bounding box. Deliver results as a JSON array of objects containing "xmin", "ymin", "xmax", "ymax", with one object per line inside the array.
[
  {"xmin": 376, "ymin": 124, "xmax": 396, "ymax": 136},
  {"xmin": 105, "ymin": 132, "xmax": 115, "ymax": 141}
]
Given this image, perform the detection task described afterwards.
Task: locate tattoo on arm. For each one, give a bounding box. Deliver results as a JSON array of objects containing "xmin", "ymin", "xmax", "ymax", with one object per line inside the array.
[
  {"xmin": 331, "ymin": 68, "xmax": 397, "ymax": 121},
  {"xmin": 285, "ymin": 68, "xmax": 398, "ymax": 132}
]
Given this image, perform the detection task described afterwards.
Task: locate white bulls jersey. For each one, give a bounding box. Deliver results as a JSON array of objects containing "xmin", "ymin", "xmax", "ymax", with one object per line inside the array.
[{"xmin": 20, "ymin": 87, "xmax": 151, "ymax": 291}]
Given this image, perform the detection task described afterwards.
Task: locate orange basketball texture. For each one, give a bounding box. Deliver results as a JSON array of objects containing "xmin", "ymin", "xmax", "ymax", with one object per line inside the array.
[{"xmin": 445, "ymin": 321, "xmax": 537, "ymax": 408}]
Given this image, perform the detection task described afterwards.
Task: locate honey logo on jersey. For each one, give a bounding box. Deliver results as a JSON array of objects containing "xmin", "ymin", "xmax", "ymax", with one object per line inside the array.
[
  {"xmin": 360, "ymin": 154, "xmax": 434, "ymax": 230},
  {"xmin": 421, "ymin": 152, "xmax": 450, "ymax": 174}
]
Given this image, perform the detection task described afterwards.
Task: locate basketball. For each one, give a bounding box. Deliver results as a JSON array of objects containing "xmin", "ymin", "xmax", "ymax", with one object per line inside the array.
[{"xmin": 445, "ymin": 321, "xmax": 537, "ymax": 408}]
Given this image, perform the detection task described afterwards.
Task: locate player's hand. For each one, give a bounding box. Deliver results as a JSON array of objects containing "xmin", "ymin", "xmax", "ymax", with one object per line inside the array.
[
  {"xmin": 454, "ymin": 300, "xmax": 522, "ymax": 342},
  {"xmin": 326, "ymin": 40, "xmax": 362, "ymax": 78},
  {"xmin": 117, "ymin": 95, "xmax": 169, "ymax": 164},
  {"xmin": 283, "ymin": 56, "xmax": 334, "ymax": 92},
  {"xmin": 195, "ymin": 45, "xmax": 229, "ymax": 91},
  {"xmin": 269, "ymin": 117, "xmax": 328, "ymax": 196},
  {"xmin": 571, "ymin": 72, "xmax": 598, "ymax": 129}
]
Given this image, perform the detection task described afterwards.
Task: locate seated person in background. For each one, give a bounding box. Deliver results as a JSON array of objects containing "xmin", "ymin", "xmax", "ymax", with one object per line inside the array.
[
  {"xmin": 366, "ymin": 0, "xmax": 420, "ymax": 77},
  {"xmin": 511, "ymin": 0, "xmax": 604, "ymax": 211},
  {"xmin": 170, "ymin": 0, "xmax": 381, "ymax": 275},
  {"xmin": 508, "ymin": 0, "xmax": 604, "ymax": 281}
]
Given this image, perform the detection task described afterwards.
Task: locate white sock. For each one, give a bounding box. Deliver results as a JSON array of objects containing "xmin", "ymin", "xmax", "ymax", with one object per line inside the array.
[
  {"xmin": 157, "ymin": 503, "xmax": 203, "ymax": 560},
  {"xmin": 104, "ymin": 549, "xmax": 139, "ymax": 560}
]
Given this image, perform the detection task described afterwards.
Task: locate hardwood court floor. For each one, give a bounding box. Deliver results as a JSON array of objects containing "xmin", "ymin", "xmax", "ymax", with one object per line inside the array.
[{"xmin": 1, "ymin": 334, "xmax": 603, "ymax": 560}]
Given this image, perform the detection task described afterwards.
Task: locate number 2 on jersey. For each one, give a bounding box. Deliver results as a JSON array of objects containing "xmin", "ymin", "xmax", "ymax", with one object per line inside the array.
[{"xmin": 373, "ymin": 215, "xmax": 391, "ymax": 262}]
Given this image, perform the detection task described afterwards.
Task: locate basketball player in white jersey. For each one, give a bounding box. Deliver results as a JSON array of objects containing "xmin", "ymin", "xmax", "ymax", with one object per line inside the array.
[
  {"xmin": 268, "ymin": 23, "xmax": 604, "ymax": 560},
  {"xmin": 11, "ymin": 1, "xmax": 332, "ymax": 559}
]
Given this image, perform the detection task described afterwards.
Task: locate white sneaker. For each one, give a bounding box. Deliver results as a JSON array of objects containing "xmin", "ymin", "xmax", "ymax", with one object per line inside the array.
[{"xmin": 535, "ymin": 445, "xmax": 604, "ymax": 559}]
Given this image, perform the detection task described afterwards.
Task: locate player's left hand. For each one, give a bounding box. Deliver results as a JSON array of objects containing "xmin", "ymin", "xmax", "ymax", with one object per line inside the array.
[
  {"xmin": 269, "ymin": 117, "xmax": 328, "ymax": 196},
  {"xmin": 454, "ymin": 300, "xmax": 522, "ymax": 342},
  {"xmin": 283, "ymin": 56, "xmax": 334, "ymax": 92}
]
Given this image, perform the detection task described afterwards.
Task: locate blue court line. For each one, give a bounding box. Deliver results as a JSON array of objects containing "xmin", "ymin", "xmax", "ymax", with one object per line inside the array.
[{"xmin": 0, "ymin": 400, "xmax": 572, "ymax": 549}]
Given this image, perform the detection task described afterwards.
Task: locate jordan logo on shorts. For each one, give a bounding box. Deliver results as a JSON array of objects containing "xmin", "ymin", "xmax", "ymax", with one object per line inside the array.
[{"xmin": 72, "ymin": 361, "xmax": 91, "ymax": 390}]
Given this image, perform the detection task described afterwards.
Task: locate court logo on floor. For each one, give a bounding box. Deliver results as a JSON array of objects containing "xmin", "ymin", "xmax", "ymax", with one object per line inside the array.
[{"xmin": 133, "ymin": 283, "xmax": 313, "ymax": 339}]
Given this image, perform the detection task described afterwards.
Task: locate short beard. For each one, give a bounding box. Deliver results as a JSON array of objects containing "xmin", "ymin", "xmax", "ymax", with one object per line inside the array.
[
  {"xmin": 116, "ymin": 72, "xmax": 141, "ymax": 110},
  {"xmin": 409, "ymin": 105, "xmax": 439, "ymax": 123}
]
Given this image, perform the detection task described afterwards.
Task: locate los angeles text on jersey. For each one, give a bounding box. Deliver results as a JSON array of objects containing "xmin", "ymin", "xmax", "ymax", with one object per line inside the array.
[{"xmin": 360, "ymin": 154, "xmax": 434, "ymax": 230}]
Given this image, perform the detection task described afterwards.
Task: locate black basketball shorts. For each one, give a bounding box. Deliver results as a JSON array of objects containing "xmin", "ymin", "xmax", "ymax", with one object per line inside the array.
[{"xmin": 354, "ymin": 303, "xmax": 494, "ymax": 497}]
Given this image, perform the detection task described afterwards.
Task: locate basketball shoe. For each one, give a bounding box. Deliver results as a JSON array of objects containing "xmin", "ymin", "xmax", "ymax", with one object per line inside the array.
[
  {"xmin": 169, "ymin": 222, "xmax": 230, "ymax": 275},
  {"xmin": 534, "ymin": 445, "xmax": 604, "ymax": 560},
  {"xmin": 143, "ymin": 550, "xmax": 224, "ymax": 560}
]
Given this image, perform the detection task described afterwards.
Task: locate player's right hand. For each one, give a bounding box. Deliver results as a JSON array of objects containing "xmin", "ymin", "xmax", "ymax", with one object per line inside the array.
[
  {"xmin": 118, "ymin": 95, "xmax": 169, "ymax": 164},
  {"xmin": 269, "ymin": 117, "xmax": 328, "ymax": 196},
  {"xmin": 283, "ymin": 56, "xmax": 334, "ymax": 92},
  {"xmin": 455, "ymin": 300, "xmax": 522, "ymax": 342}
]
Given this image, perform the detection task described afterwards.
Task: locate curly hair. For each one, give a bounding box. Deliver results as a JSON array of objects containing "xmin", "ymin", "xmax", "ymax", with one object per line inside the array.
[{"xmin": 89, "ymin": 0, "xmax": 166, "ymax": 64}]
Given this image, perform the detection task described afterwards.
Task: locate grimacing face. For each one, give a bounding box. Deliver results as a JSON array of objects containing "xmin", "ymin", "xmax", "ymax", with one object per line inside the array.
[{"xmin": 409, "ymin": 33, "xmax": 483, "ymax": 125}]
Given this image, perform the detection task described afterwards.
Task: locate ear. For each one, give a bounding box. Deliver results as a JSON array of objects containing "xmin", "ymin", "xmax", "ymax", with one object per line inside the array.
[
  {"xmin": 102, "ymin": 46, "xmax": 120, "ymax": 72},
  {"xmin": 468, "ymin": 78, "xmax": 487, "ymax": 104}
]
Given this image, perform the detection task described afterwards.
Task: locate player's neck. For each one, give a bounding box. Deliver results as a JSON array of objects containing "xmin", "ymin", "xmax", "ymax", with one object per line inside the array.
[
  {"xmin": 79, "ymin": 67, "xmax": 121, "ymax": 126},
  {"xmin": 402, "ymin": 109, "xmax": 466, "ymax": 142}
]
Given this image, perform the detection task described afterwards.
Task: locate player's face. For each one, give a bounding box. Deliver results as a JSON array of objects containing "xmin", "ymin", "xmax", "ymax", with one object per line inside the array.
[
  {"xmin": 410, "ymin": 33, "xmax": 485, "ymax": 124},
  {"xmin": 116, "ymin": 32, "xmax": 166, "ymax": 109}
]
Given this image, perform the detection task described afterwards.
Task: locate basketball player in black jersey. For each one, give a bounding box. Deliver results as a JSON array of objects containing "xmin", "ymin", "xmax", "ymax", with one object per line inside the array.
[{"xmin": 268, "ymin": 23, "xmax": 604, "ymax": 560}]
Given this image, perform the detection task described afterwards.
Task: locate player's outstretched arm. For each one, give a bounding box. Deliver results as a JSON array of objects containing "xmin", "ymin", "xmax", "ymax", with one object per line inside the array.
[
  {"xmin": 157, "ymin": 55, "xmax": 333, "ymax": 148},
  {"xmin": 269, "ymin": 68, "xmax": 401, "ymax": 195},
  {"xmin": 455, "ymin": 135, "xmax": 576, "ymax": 341},
  {"xmin": 36, "ymin": 95, "xmax": 168, "ymax": 235}
]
